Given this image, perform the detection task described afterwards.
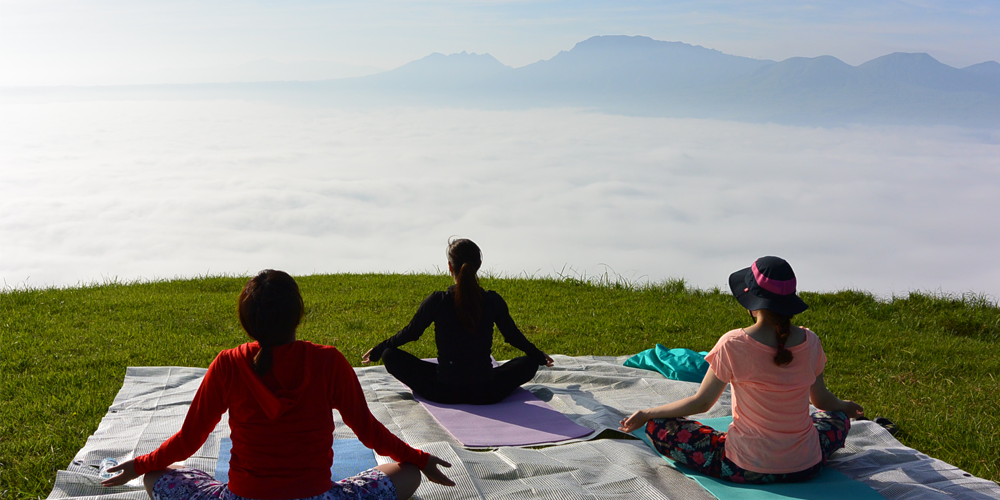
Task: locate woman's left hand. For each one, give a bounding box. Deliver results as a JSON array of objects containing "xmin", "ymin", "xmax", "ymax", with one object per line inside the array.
[
  {"xmin": 100, "ymin": 459, "xmax": 139, "ymax": 487},
  {"xmin": 840, "ymin": 400, "xmax": 865, "ymax": 420},
  {"xmin": 361, "ymin": 348, "xmax": 373, "ymax": 364},
  {"xmin": 544, "ymin": 355, "xmax": 554, "ymax": 367},
  {"xmin": 618, "ymin": 410, "xmax": 650, "ymax": 434}
]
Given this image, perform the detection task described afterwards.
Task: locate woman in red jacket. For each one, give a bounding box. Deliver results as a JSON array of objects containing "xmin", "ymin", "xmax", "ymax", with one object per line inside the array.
[{"xmin": 102, "ymin": 269, "xmax": 453, "ymax": 500}]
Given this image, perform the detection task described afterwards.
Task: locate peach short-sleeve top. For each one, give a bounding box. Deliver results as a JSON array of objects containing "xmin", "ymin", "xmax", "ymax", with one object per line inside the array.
[{"xmin": 705, "ymin": 328, "xmax": 827, "ymax": 474}]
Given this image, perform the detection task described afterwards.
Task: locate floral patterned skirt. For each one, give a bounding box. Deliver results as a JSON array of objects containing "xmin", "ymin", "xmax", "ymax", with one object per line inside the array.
[
  {"xmin": 644, "ymin": 410, "xmax": 850, "ymax": 484},
  {"xmin": 151, "ymin": 467, "xmax": 396, "ymax": 500}
]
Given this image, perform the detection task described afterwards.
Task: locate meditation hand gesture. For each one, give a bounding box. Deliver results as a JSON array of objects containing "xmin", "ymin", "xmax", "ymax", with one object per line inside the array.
[
  {"xmin": 100, "ymin": 459, "xmax": 138, "ymax": 487},
  {"xmin": 618, "ymin": 409, "xmax": 650, "ymax": 434},
  {"xmin": 840, "ymin": 400, "xmax": 865, "ymax": 420},
  {"xmin": 422, "ymin": 454, "xmax": 455, "ymax": 486}
]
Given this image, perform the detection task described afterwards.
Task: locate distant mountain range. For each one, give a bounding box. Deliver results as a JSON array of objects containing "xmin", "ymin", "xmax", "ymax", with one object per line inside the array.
[{"xmin": 6, "ymin": 35, "xmax": 1000, "ymax": 127}]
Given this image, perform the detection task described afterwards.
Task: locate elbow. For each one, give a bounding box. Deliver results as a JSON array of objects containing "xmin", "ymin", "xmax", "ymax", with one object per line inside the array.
[
  {"xmin": 810, "ymin": 395, "xmax": 837, "ymax": 412},
  {"xmin": 688, "ymin": 396, "xmax": 716, "ymax": 415},
  {"xmin": 695, "ymin": 400, "xmax": 715, "ymax": 415}
]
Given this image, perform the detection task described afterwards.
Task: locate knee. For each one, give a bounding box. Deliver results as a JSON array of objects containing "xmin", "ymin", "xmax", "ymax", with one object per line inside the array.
[
  {"xmin": 143, "ymin": 473, "xmax": 158, "ymax": 498},
  {"xmin": 142, "ymin": 467, "xmax": 173, "ymax": 499},
  {"xmin": 652, "ymin": 416, "xmax": 682, "ymax": 430},
  {"xmin": 379, "ymin": 462, "xmax": 421, "ymax": 500},
  {"xmin": 399, "ymin": 462, "xmax": 422, "ymax": 497},
  {"xmin": 381, "ymin": 348, "xmax": 402, "ymax": 370},
  {"xmin": 645, "ymin": 417, "xmax": 687, "ymax": 441},
  {"xmin": 512, "ymin": 356, "xmax": 540, "ymax": 377},
  {"xmin": 518, "ymin": 360, "xmax": 539, "ymax": 380}
]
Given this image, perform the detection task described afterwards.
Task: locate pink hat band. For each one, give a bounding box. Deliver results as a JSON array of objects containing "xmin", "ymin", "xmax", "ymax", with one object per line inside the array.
[{"xmin": 752, "ymin": 261, "xmax": 797, "ymax": 295}]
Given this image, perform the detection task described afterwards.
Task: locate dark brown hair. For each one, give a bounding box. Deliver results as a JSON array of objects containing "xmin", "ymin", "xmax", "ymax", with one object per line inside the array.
[
  {"xmin": 447, "ymin": 238, "xmax": 483, "ymax": 332},
  {"xmin": 771, "ymin": 311, "xmax": 794, "ymax": 366},
  {"xmin": 238, "ymin": 269, "xmax": 304, "ymax": 376}
]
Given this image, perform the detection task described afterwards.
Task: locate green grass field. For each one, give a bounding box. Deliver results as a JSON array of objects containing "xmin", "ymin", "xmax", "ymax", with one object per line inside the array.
[{"xmin": 2, "ymin": 273, "xmax": 999, "ymax": 498}]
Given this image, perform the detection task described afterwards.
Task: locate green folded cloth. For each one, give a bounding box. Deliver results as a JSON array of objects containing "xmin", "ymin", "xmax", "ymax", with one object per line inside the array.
[{"xmin": 624, "ymin": 344, "xmax": 709, "ymax": 382}]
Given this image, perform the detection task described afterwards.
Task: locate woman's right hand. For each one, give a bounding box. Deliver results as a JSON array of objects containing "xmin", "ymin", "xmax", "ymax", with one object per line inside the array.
[
  {"xmin": 618, "ymin": 409, "xmax": 650, "ymax": 434},
  {"xmin": 100, "ymin": 459, "xmax": 138, "ymax": 487},
  {"xmin": 421, "ymin": 454, "xmax": 455, "ymax": 486},
  {"xmin": 361, "ymin": 348, "xmax": 373, "ymax": 364}
]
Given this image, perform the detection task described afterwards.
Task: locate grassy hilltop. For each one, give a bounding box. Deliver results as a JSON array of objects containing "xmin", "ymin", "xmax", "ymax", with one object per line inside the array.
[{"xmin": 2, "ymin": 273, "xmax": 999, "ymax": 498}]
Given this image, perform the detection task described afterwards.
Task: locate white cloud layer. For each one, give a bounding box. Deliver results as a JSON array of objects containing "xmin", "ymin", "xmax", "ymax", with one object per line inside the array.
[{"xmin": 1, "ymin": 100, "xmax": 998, "ymax": 299}]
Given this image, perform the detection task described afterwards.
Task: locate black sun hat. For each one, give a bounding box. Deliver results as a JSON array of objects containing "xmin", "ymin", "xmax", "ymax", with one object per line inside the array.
[{"xmin": 729, "ymin": 256, "xmax": 808, "ymax": 317}]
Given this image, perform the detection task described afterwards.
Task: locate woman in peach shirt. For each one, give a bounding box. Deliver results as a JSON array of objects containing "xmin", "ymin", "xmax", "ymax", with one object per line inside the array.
[{"xmin": 619, "ymin": 256, "xmax": 864, "ymax": 483}]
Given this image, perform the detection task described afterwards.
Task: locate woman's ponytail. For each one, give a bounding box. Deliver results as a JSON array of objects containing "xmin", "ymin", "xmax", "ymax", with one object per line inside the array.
[
  {"xmin": 773, "ymin": 313, "xmax": 793, "ymax": 366},
  {"xmin": 238, "ymin": 270, "xmax": 304, "ymax": 376},
  {"xmin": 253, "ymin": 344, "xmax": 274, "ymax": 376},
  {"xmin": 448, "ymin": 238, "xmax": 483, "ymax": 332}
]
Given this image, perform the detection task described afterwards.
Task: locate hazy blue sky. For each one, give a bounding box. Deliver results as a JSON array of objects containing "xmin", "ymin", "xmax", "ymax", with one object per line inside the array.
[{"xmin": 3, "ymin": 0, "xmax": 999, "ymax": 85}]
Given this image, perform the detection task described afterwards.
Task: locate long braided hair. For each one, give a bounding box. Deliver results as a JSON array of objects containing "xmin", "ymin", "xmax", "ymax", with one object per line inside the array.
[
  {"xmin": 772, "ymin": 311, "xmax": 794, "ymax": 366},
  {"xmin": 237, "ymin": 270, "xmax": 304, "ymax": 376},
  {"xmin": 447, "ymin": 238, "xmax": 483, "ymax": 332}
]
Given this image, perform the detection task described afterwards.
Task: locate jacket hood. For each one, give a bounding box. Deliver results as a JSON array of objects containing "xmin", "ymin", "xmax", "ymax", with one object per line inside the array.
[{"xmin": 233, "ymin": 341, "xmax": 313, "ymax": 420}]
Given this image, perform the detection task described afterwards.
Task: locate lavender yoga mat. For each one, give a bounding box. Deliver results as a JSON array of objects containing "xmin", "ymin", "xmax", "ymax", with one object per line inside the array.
[{"xmin": 414, "ymin": 388, "xmax": 594, "ymax": 447}]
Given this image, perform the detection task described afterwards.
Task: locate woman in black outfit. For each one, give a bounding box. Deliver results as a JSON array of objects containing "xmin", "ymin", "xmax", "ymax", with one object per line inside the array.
[{"xmin": 362, "ymin": 238, "xmax": 553, "ymax": 405}]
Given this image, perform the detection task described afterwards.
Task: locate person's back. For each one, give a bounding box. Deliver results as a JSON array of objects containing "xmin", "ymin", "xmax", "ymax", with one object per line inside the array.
[
  {"xmin": 429, "ymin": 288, "xmax": 540, "ymax": 385},
  {"xmin": 220, "ymin": 341, "xmax": 402, "ymax": 497},
  {"xmin": 707, "ymin": 326, "xmax": 827, "ymax": 473}
]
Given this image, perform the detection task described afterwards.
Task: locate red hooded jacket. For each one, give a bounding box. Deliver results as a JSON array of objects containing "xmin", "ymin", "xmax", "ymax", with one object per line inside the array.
[{"xmin": 133, "ymin": 341, "xmax": 428, "ymax": 499}]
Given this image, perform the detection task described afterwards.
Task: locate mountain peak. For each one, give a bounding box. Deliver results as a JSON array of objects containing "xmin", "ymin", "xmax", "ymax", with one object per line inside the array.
[
  {"xmin": 373, "ymin": 50, "xmax": 511, "ymax": 85},
  {"xmin": 859, "ymin": 52, "xmax": 945, "ymax": 70},
  {"xmin": 567, "ymin": 35, "xmax": 721, "ymax": 57},
  {"xmin": 744, "ymin": 55, "xmax": 855, "ymax": 89},
  {"xmin": 963, "ymin": 61, "xmax": 1000, "ymax": 77},
  {"xmin": 855, "ymin": 51, "xmax": 998, "ymax": 94},
  {"xmin": 393, "ymin": 51, "xmax": 509, "ymax": 71}
]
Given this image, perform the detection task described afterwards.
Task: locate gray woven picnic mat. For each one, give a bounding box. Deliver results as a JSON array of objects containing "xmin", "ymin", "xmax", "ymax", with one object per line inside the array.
[{"xmin": 49, "ymin": 355, "xmax": 1000, "ymax": 499}]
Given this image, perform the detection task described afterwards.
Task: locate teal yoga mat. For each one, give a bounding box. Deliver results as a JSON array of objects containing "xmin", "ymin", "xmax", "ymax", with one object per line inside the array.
[
  {"xmin": 632, "ymin": 417, "xmax": 884, "ymax": 500},
  {"xmin": 214, "ymin": 437, "xmax": 377, "ymax": 483},
  {"xmin": 624, "ymin": 345, "xmax": 710, "ymax": 383}
]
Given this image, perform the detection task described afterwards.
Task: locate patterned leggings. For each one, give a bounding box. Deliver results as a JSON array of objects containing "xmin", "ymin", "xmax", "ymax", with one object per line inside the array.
[
  {"xmin": 644, "ymin": 411, "xmax": 850, "ymax": 484},
  {"xmin": 151, "ymin": 467, "xmax": 396, "ymax": 500}
]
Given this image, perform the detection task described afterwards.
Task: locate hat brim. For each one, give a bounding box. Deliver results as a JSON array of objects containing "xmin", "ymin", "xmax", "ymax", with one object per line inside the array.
[{"xmin": 729, "ymin": 267, "xmax": 808, "ymax": 317}]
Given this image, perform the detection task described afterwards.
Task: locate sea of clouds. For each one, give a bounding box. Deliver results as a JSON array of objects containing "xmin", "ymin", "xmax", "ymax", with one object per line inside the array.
[{"xmin": 2, "ymin": 99, "xmax": 998, "ymax": 298}]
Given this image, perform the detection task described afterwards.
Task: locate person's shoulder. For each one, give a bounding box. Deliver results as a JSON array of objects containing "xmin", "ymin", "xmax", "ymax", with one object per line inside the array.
[
  {"xmin": 422, "ymin": 289, "xmax": 449, "ymax": 303},
  {"xmin": 480, "ymin": 289, "xmax": 509, "ymax": 307},
  {"xmin": 798, "ymin": 326, "xmax": 824, "ymax": 348},
  {"xmin": 297, "ymin": 342, "xmax": 352, "ymax": 373},
  {"xmin": 208, "ymin": 343, "xmax": 256, "ymax": 374},
  {"xmin": 719, "ymin": 328, "xmax": 746, "ymax": 342},
  {"xmin": 301, "ymin": 340, "xmax": 345, "ymax": 357},
  {"xmin": 416, "ymin": 290, "xmax": 449, "ymax": 310},
  {"xmin": 797, "ymin": 326, "xmax": 820, "ymax": 342},
  {"xmin": 709, "ymin": 328, "xmax": 745, "ymax": 352},
  {"xmin": 215, "ymin": 342, "xmax": 253, "ymax": 362}
]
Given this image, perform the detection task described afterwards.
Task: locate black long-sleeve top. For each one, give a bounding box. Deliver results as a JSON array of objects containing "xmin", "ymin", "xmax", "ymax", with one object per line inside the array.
[{"xmin": 368, "ymin": 287, "xmax": 547, "ymax": 386}]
